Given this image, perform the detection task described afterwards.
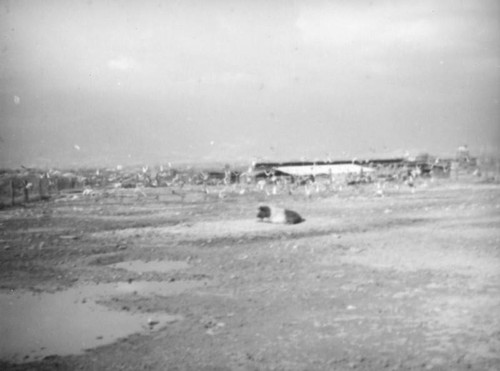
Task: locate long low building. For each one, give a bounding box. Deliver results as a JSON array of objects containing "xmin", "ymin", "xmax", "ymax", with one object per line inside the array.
[
  {"xmin": 254, "ymin": 159, "xmax": 404, "ymax": 178},
  {"xmin": 273, "ymin": 163, "xmax": 374, "ymax": 176}
]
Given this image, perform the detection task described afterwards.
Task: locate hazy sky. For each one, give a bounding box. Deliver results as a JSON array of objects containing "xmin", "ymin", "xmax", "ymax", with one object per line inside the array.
[{"xmin": 1, "ymin": 0, "xmax": 499, "ymax": 168}]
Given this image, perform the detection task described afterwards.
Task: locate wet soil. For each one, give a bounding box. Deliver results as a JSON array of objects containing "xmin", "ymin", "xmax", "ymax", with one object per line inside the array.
[{"xmin": 0, "ymin": 179, "xmax": 499, "ymax": 370}]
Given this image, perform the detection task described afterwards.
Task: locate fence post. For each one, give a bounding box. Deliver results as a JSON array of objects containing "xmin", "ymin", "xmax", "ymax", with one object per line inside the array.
[
  {"xmin": 39, "ymin": 175, "xmax": 50, "ymax": 200},
  {"xmin": 38, "ymin": 177, "xmax": 43, "ymax": 200},
  {"xmin": 23, "ymin": 180, "xmax": 29, "ymax": 203},
  {"xmin": 10, "ymin": 179, "xmax": 14, "ymax": 206}
]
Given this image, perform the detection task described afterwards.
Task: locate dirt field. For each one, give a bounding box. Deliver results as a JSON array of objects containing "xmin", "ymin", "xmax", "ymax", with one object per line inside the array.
[{"xmin": 1, "ymin": 178, "xmax": 499, "ymax": 370}]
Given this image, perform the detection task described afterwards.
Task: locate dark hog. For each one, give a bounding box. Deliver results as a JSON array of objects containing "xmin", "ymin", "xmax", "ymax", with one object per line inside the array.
[{"xmin": 257, "ymin": 205, "xmax": 305, "ymax": 225}]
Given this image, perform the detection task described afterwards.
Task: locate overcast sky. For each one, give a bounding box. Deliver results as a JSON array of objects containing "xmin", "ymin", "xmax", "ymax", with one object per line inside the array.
[{"xmin": 1, "ymin": 0, "xmax": 499, "ymax": 168}]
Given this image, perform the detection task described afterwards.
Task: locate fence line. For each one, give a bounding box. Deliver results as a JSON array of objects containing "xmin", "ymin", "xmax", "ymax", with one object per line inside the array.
[{"xmin": 1, "ymin": 159, "xmax": 497, "ymax": 208}]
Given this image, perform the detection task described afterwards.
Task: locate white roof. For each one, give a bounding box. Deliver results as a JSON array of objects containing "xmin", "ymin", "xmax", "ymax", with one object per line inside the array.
[{"xmin": 275, "ymin": 164, "xmax": 374, "ymax": 176}]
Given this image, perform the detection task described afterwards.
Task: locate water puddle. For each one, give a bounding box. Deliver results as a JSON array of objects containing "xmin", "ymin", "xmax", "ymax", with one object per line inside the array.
[
  {"xmin": 109, "ymin": 259, "xmax": 190, "ymax": 274},
  {"xmin": 0, "ymin": 280, "xmax": 206, "ymax": 364}
]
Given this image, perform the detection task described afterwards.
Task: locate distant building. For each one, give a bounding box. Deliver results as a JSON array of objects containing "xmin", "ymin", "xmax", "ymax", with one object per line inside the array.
[
  {"xmin": 253, "ymin": 159, "xmax": 405, "ymax": 181},
  {"xmin": 272, "ymin": 163, "xmax": 373, "ymax": 177},
  {"xmin": 253, "ymin": 156, "xmax": 449, "ymax": 181}
]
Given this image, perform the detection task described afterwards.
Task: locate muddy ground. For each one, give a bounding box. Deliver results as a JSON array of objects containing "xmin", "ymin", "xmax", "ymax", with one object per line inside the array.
[{"xmin": 1, "ymin": 178, "xmax": 499, "ymax": 371}]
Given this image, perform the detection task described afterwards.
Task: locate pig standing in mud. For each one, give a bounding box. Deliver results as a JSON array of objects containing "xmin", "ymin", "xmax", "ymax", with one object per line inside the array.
[{"xmin": 257, "ymin": 205, "xmax": 305, "ymax": 225}]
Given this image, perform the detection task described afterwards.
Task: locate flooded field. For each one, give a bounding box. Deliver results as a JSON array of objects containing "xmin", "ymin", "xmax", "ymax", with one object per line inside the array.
[{"xmin": 0, "ymin": 177, "xmax": 499, "ymax": 370}]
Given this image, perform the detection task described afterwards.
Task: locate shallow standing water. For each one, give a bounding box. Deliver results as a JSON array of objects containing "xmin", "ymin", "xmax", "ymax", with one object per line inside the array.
[{"xmin": 0, "ymin": 279, "xmax": 205, "ymax": 364}]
